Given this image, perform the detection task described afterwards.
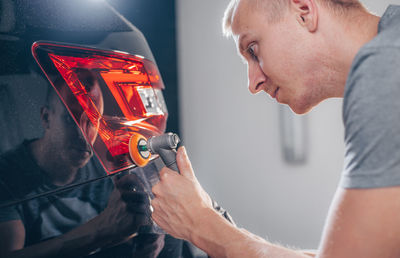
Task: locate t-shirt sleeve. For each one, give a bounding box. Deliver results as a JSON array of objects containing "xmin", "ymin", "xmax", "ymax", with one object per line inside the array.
[
  {"xmin": 0, "ymin": 156, "xmax": 23, "ymax": 222},
  {"xmin": 0, "ymin": 205, "xmax": 21, "ymax": 222},
  {"xmin": 341, "ymin": 46, "xmax": 400, "ymax": 188}
]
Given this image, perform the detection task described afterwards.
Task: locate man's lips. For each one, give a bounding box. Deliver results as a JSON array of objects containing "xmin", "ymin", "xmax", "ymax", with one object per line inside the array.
[
  {"xmin": 72, "ymin": 147, "xmax": 92, "ymax": 155},
  {"xmin": 256, "ymin": 82, "xmax": 279, "ymax": 99},
  {"xmin": 272, "ymin": 87, "xmax": 279, "ymax": 99}
]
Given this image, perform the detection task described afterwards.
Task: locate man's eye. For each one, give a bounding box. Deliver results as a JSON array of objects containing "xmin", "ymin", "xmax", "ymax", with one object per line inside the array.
[
  {"xmin": 64, "ymin": 113, "xmax": 75, "ymax": 125},
  {"xmin": 247, "ymin": 44, "xmax": 258, "ymax": 62}
]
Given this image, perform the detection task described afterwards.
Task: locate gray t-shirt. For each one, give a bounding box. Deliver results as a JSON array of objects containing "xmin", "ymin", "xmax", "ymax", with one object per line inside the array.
[
  {"xmin": 0, "ymin": 140, "xmax": 114, "ymax": 245},
  {"xmin": 341, "ymin": 5, "xmax": 400, "ymax": 188}
]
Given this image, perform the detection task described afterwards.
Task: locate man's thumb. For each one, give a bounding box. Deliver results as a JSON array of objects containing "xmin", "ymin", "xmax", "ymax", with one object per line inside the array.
[{"xmin": 176, "ymin": 146, "xmax": 195, "ymax": 178}]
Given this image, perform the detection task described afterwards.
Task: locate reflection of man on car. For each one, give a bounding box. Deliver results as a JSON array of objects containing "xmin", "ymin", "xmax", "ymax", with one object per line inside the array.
[
  {"xmin": 0, "ymin": 69, "xmax": 165, "ymax": 257},
  {"xmin": 33, "ymin": 69, "xmax": 103, "ymax": 187}
]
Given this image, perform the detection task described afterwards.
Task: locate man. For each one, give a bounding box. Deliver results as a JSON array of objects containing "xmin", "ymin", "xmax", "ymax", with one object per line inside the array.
[
  {"xmin": 151, "ymin": 0, "xmax": 400, "ymax": 257},
  {"xmin": 0, "ymin": 70, "xmax": 163, "ymax": 257}
]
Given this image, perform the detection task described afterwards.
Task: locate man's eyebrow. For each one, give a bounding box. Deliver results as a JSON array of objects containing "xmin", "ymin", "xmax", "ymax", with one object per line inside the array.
[
  {"xmin": 238, "ymin": 54, "xmax": 247, "ymax": 64},
  {"xmin": 238, "ymin": 34, "xmax": 249, "ymax": 53},
  {"xmin": 237, "ymin": 34, "xmax": 247, "ymax": 53},
  {"xmin": 234, "ymin": 35, "xmax": 248, "ymax": 64}
]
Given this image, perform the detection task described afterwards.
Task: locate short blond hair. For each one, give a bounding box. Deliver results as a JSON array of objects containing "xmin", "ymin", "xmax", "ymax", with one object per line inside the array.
[{"xmin": 222, "ymin": 0, "xmax": 363, "ymax": 37}]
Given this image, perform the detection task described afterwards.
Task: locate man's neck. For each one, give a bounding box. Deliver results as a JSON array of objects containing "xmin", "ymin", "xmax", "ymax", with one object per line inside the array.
[
  {"xmin": 320, "ymin": 8, "xmax": 380, "ymax": 97},
  {"xmin": 29, "ymin": 138, "xmax": 78, "ymax": 186}
]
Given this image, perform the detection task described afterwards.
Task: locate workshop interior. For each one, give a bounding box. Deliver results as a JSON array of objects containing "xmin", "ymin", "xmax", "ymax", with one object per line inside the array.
[{"xmin": 0, "ymin": 0, "xmax": 397, "ymax": 257}]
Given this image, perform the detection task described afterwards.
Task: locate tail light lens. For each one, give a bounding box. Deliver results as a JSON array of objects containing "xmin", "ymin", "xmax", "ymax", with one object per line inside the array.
[{"xmin": 32, "ymin": 41, "xmax": 168, "ymax": 174}]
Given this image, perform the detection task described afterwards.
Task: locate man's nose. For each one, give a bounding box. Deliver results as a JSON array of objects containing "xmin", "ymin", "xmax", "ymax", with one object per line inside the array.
[
  {"xmin": 80, "ymin": 114, "xmax": 98, "ymax": 144},
  {"xmin": 247, "ymin": 63, "xmax": 267, "ymax": 94}
]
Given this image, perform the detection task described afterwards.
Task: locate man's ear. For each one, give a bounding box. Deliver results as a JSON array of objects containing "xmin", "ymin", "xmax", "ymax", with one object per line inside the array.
[
  {"xmin": 291, "ymin": 0, "xmax": 318, "ymax": 32},
  {"xmin": 40, "ymin": 106, "xmax": 51, "ymax": 130}
]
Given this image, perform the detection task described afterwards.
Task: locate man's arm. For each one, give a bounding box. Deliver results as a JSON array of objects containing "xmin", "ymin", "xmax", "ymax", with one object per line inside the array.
[
  {"xmin": 0, "ymin": 220, "xmax": 25, "ymax": 255},
  {"xmin": 152, "ymin": 147, "xmax": 400, "ymax": 257},
  {"xmin": 0, "ymin": 213, "xmax": 109, "ymax": 257},
  {"xmin": 151, "ymin": 147, "xmax": 311, "ymax": 257},
  {"xmin": 0, "ymin": 216, "xmax": 105, "ymax": 258},
  {"xmin": 184, "ymin": 207, "xmax": 311, "ymax": 257},
  {"xmin": 318, "ymin": 187, "xmax": 400, "ymax": 257},
  {"xmin": 0, "ymin": 186, "xmax": 154, "ymax": 258}
]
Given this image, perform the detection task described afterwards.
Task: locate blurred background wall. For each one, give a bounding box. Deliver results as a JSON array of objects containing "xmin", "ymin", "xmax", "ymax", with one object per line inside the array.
[{"xmin": 176, "ymin": 0, "xmax": 399, "ymax": 249}]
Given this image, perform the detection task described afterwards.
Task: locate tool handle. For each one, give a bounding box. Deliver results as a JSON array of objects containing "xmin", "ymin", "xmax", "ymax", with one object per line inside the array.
[{"xmin": 157, "ymin": 148, "xmax": 180, "ymax": 173}]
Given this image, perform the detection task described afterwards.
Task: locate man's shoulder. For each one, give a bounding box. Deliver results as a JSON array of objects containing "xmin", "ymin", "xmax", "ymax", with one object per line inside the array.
[
  {"xmin": 362, "ymin": 32, "xmax": 400, "ymax": 54},
  {"xmin": 347, "ymin": 24, "xmax": 400, "ymax": 83},
  {"xmin": 343, "ymin": 19, "xmax": 400, "ymax": 122},
  {"xmin": 360, "ymin": 6, "xmax": 400, "ymax": 54},
  {"xmin": 341, "ymin": 17, "xmax": 400, "ymax": 188}
]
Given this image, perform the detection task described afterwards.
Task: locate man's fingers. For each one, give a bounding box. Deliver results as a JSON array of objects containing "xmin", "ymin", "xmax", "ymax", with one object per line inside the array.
[
  {"xmin": 121, "ymin": 191, "xmax": 149, "ymax": 203},
  {"xmin": 176, "ymin": 146, "xmax": 195, "ymax": 179},
  {"xmin": 152, "ymin": 182, "xmax": 162, "ymax": 197},
  {"xmin": 126, "ymin": 203, "xmax": 151, "ymax": 214},
  {"xmin": 133, "ymin": 234, "xmax": 165, "ymax": 254}
]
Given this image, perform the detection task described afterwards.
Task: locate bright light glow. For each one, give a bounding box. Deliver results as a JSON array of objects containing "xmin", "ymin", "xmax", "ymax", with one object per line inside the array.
[
  {"xmin": 113, "ymin": 50, "xmax": 130, "ymax": 55},
  {"xmin": 122, "ymin": 118, "xmax": 147, "ymax": 126}
]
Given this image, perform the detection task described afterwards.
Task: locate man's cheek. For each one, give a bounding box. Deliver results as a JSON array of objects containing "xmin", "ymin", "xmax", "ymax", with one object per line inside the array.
[{"xmin": 86, "ymin": 127, "xmax": 98, "ymax": 145}]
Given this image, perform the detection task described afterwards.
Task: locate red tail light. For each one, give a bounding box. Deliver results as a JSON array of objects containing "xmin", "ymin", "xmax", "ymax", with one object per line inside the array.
[{"xmin": 32, "ymin": 41, "xmax": 168, "ymax": 174}]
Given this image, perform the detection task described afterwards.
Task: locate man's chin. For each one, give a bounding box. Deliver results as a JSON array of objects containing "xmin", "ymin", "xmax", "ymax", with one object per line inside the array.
[
  {"xmin": 73, "ymin": 159, "xmax": 91, "ymax": 169},
  {"xmin": 70, "ymin": 150, "xmax": 93, "ymax": 167},
  {"xmin": 288, "ymin": 102, "xmax": 313, "ymax": 115}
]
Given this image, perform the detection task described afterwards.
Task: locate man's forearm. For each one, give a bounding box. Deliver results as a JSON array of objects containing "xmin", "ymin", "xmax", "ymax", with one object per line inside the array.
[
  {"xmin": 6, "ymin": 215, "xmax": 117, "ymax": 258},
  {"xmin": 191, "ymin": 208, "xmax": 311, "ymax": 258}
]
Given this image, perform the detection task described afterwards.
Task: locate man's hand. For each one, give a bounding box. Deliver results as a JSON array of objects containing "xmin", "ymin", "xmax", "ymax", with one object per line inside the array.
[
  {"xmin": 131, "ymin": 233, "xmax": 165, "ymax": 258},
  {"xmin": 150, "ymin": 147, "xmax": 314, "ymax": 258},
  {"xmin": 151, "ymin": 146, "xmax": 214, "ymax": 241},
  {"xmin": 95, "ymin": 173, "xmax": 153, "ymax": 246},
  {"xmin": 1, "ymin": 173, "xmax": 157, "ymax": 258}
]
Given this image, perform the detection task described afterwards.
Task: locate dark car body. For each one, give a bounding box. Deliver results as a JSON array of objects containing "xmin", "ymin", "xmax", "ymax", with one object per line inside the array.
[{"xmin": 0, "ymin": 0, "xmax": 189, "ymax": 257}]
